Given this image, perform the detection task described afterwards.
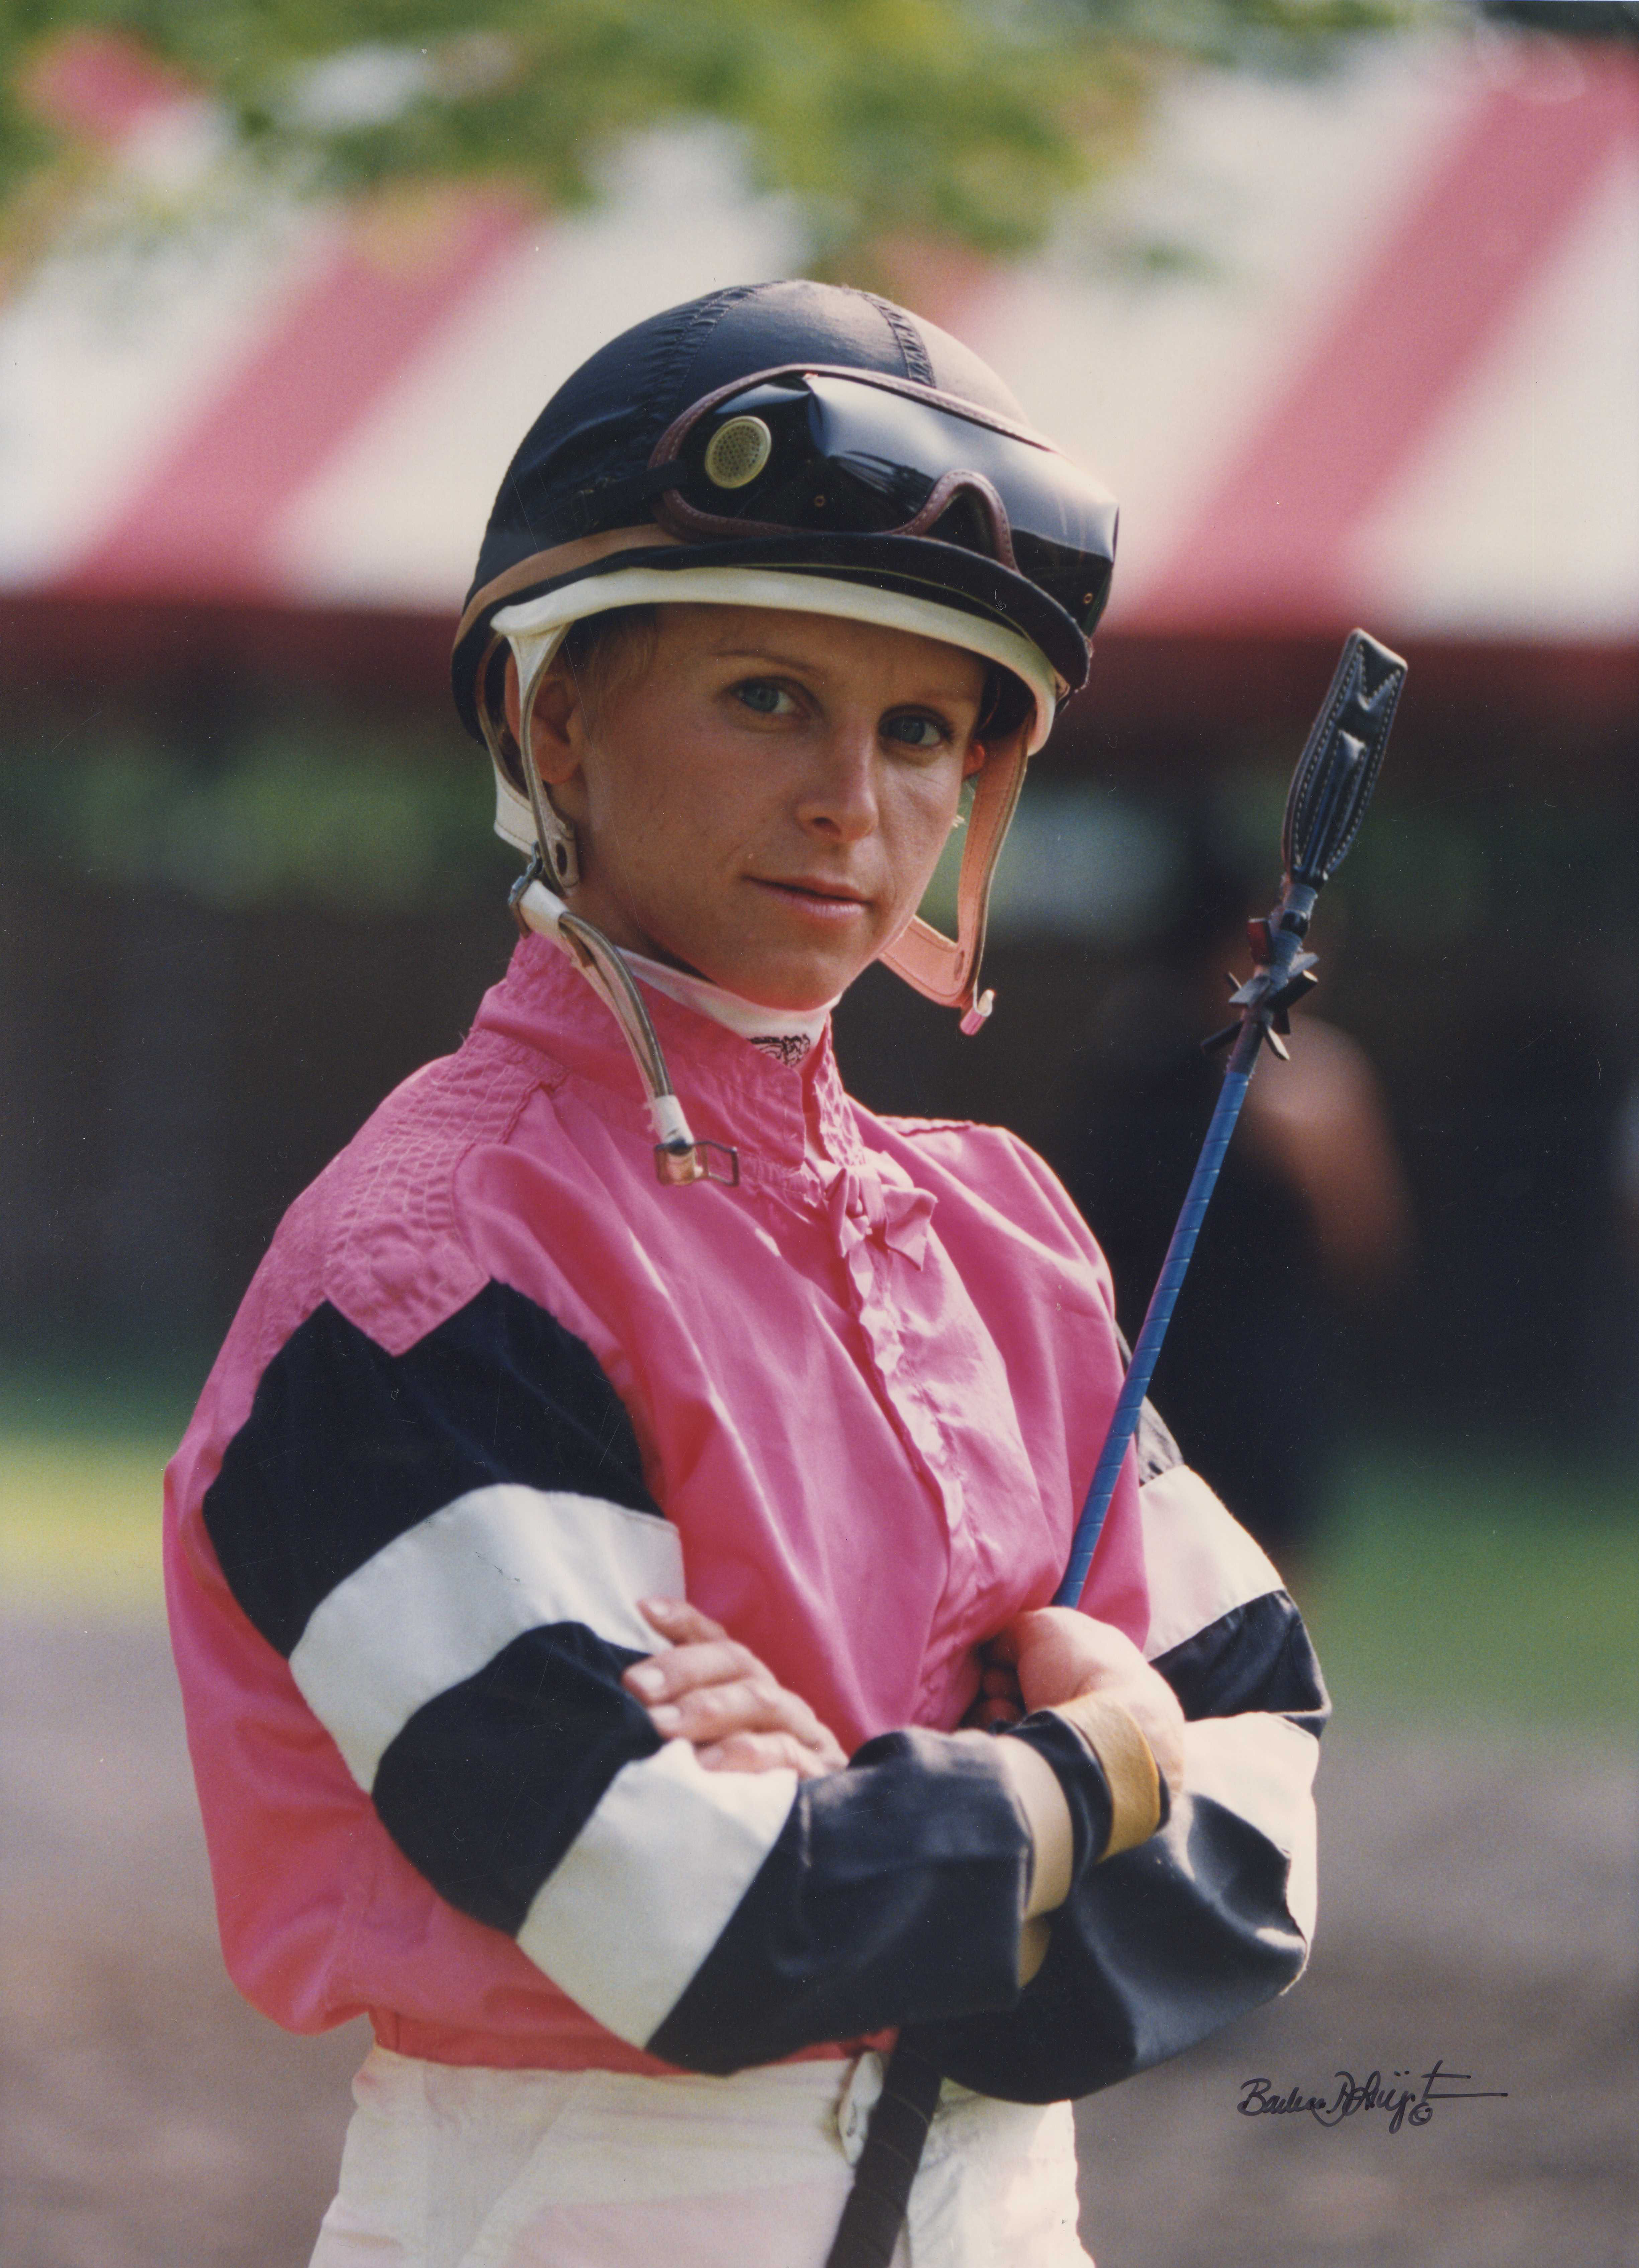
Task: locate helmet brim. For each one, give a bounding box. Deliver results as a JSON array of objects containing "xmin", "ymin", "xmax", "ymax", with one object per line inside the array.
[{"xmin": 451, "ymin": 526, "xmax": 1097, "ymax": 743}]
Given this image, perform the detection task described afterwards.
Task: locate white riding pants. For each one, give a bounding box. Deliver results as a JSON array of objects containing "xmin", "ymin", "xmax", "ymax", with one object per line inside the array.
[{"xmin": 310, "ymin": 2045, "xmax": 1093, "ymax": 2268}]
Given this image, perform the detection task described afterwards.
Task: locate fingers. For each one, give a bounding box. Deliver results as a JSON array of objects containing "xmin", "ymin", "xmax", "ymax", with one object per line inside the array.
[
  {"xmin": 985, "ymin": 1608, "xmax": 1187, "ymax": 1803},
  {"xmin": 694, "ymin": 1730, "xmax": 836, "ymax": 1780},
  {"xmin": 655, "ymin": 1687, "xmax": 845, "ymax": 1773},
  {"xmin": 962, "ymin": 1660, "xmax": 1024, "ymax": 1731},
  {"xmin": 627, "ymin": 1640, "xmax": 833, "ymax": 1751},
  {"xmin": 626, "ymin": 1636, "xmax": 767, "ymax": 1709},
  {"xmin": 987, "ymin": 1622, "xmax": 1025, "ymax": 1669},
  {"xmin": 638, "ymin": 1596, "xmax": 727, "ymax": 1647},
  {"xmin": 649, "ymin": 1673, "xmax": 821, "ymax": 1751},
  {"xmin": 623, "ymin": 1601, "xmax": 847, "ymax": 1775}
]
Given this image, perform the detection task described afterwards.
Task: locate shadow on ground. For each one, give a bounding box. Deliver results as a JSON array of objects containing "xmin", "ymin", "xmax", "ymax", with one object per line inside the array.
[{"xmin": 2, "ymin": 1613, "xmax": 1634, "ymax": 2268}]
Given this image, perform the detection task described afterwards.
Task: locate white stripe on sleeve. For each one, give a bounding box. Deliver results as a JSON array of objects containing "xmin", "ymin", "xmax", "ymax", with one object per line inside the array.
[
  {"xmin": 1182, "ymin": 1712, "xmax": 1319, "ymax": 1943},
  {"xmin": 516, "ymin": 1736, "xmax": 800, "ymax": 2047},
  {"xmin": 288, "ymin": 1485, "xmax": 684, "ymax": 1790},
  {"xmin": 1139, "ymin": 1464, "xmax": 1283, "ymax": 1661}
]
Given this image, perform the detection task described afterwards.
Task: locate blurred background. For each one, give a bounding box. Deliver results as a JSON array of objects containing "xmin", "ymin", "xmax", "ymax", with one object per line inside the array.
[{"xmin": 1, "ymin": 3, "xmax": 1635, "ymax": 2263}]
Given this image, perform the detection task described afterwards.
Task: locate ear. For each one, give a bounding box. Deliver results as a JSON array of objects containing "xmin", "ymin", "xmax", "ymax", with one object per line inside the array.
[
  {"xmin": 964, "ymin": 716, "xmax": 1028, "ymax": 780},
  {"xmin": 504, "ymin": 650, "xmax": 590, "ymax": 800}
]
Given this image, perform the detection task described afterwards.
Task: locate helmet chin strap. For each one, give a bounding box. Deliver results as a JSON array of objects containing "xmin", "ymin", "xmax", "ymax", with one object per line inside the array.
[
  {"xmin": 483, "ymin": 620, "xmax": 734, "ymax": 1189},
  {"xmin": 514, "ymin": 628, "xmax": 583, "ymax": 892},
  {"xmin": 510, "ymin": 868, "xmax": 740, "ymax": 1190},
  {"xmin": 877, "ymin": 728, "xmax": 1029, "ymax": 1032}
]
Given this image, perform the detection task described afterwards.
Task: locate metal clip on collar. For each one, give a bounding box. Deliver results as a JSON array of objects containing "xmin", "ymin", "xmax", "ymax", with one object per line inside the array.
[{"xmin": 511, "ymin": 859, "xmax": 738, "ymax": 1189}]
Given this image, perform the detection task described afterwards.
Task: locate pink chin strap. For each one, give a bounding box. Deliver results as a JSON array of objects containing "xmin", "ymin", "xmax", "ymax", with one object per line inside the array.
[{"xmin": 878, "ymin": 732, "xmax": 1028, "ymax": 1033}]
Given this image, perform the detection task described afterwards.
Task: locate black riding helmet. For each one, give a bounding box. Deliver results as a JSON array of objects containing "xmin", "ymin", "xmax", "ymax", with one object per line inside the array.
[{"xmin": 452, "ymin": 278, "xmax": 1118, "ymax": 1030}]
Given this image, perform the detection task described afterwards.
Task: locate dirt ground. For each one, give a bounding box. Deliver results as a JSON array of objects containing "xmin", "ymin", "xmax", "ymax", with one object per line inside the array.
[{"xmin": 2, "ymin": 1610, "xmax": 1634, "ymax": 2268}]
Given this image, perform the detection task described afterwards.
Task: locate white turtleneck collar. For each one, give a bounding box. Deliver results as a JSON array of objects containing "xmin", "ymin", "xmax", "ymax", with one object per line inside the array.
[{"xmin": 531, "ymin": 882, "xmax": 838, "ymax": 1063}]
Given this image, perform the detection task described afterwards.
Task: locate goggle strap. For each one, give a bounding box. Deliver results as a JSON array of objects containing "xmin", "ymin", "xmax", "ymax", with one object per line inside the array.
[{"xmin": 893, "ymin": 469, "xmax": 1018, "ymax": 574}]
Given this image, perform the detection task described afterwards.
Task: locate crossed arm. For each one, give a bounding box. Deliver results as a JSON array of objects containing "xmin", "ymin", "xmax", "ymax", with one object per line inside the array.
[
  {"xmin": 625, "ymin": 1595, "xmax": 1188, "ymax": 1977},
  {"xmin": 188, "ymin": 1281, "xmax": 1322, "ymax": 2088}
]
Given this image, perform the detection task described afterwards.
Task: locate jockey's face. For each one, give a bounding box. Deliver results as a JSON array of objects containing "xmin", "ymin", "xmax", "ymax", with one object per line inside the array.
[{"xmin": 511, "ymin": 604, "xmax": 991, "ymax": 1012}]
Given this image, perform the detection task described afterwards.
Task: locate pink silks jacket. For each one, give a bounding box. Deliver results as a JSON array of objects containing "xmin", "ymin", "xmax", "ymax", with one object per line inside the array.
[{"xmin": 166, "ymin": 933, "xmax": 1323, "ymax": 2096}]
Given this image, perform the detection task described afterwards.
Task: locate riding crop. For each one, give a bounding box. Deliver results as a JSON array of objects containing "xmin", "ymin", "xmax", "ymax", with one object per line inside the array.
[
  {"xmin": 1055, "ymin": 626, "xmax": 1406, "ymax": 1606},
  {"xmin": 825, "ymin": 626, "xmax": 1408, "ymax": 2268}
]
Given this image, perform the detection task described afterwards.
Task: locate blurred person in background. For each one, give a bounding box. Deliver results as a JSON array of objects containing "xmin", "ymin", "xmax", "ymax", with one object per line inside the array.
[
  {"xmin": 163, "ymin": 282, "xmax": 1326, "ymax": 2268},
  {"xmin": 1062, "ymin": 827, "xmax": 1413, "ymax": 1588}
]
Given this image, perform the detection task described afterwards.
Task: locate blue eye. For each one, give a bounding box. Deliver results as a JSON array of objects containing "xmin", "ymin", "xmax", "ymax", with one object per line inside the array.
[
  {"xmin": 888, "ymin": 713, "xmax": 946, "ymax": 750},
  {"xmin": 734, "ymin": 679, "xmax": 791, "ymax": 715}
]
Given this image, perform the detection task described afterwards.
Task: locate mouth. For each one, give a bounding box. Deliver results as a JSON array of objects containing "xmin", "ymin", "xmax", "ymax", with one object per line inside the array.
[{"xmin": 750, "ymin": 877, "xmax": 873, "ymax": 916}]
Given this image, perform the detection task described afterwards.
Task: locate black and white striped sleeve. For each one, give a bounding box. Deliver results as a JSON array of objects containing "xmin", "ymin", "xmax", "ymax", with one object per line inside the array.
[
  {"xmin": 919, "ymin": 1408, "xmax": 1327, "ymax": 2105},
  {"xmin": 203, "ymin": 1281, "xmax": 1038, "ymax": 2070}
]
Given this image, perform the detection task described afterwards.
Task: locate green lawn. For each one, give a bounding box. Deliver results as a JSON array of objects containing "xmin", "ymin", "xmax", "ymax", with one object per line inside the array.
[
  {"xmin": 1305, "ymin": 1447, "xmax": 1639, "ymax": 1733},
  {"xmin": 0, "ymin": 1431, "xmax": 173, "ymax": 1610},
  {"xmin": 1, "ymin": 1369, "xmax": 1634, "ymax": 1729},
  {"xmin": 0, "ymin": 1362, "xmax": 195, "ymax": 1613}
]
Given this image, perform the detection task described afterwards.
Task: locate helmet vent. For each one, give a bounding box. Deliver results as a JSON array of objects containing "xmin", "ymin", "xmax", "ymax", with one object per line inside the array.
[{"xmin": 703, "ymin": 415, "xmax": 772, "ymax": 490}]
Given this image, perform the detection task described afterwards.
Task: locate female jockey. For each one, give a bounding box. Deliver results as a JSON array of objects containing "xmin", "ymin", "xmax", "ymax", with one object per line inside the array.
[{"xmin": 164, "ymin": 279, "xmax": 1326, "ymax": 2268}]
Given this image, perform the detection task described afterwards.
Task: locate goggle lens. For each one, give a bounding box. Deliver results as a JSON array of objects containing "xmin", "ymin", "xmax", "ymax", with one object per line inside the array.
[{"xmin": 667, "ymin": 373, "xmax": 1116, "ymax": 635}]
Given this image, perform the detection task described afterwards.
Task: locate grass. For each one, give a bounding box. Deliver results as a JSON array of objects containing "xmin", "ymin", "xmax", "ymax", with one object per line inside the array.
[
  {"xmin": 1, "ymin": 1363, "xmax": 1635, "ymax": 1730},
  {"xmin": 0, "ymin": 1359, "xmax": 197, "ymax": 1615},
  {"xmin": 1305, "ymin": 1445, "xmax": 1639, "ymax": 1735},
  {"xmin": 0, "ymin": 1431, "xmax": 174, "ymax": 1611}
]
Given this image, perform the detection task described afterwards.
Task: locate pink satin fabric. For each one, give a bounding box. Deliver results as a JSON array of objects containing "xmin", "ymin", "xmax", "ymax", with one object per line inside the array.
[{"xmin": 165, "ymin": 935, "xmax": 1147, "ymax": 2075}]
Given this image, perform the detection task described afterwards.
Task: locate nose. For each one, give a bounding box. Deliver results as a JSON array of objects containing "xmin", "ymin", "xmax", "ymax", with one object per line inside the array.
[{"xmin": 794, "ymin": 719, "xmax": 879, "ymax": 844}]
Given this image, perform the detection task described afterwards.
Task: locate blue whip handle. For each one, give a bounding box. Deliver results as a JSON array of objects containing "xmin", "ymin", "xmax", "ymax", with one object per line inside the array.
[{"xmin": 1054, "ymin": 1020, "xmax": 1263, "ymax": 1609}]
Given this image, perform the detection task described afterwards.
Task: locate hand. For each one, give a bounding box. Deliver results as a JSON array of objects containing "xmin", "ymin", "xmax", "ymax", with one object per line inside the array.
[
  {"xmin": 965, "ymin": 1659, "xmax": 1028, "ymax": 1732},
  {"xmin": 979, "ymin": 1607, "xmax": 1186, "ymax": 1801},
  {"xmin": 622, "ymin": 1599, "xmax": 848, "ymax": 1781}
]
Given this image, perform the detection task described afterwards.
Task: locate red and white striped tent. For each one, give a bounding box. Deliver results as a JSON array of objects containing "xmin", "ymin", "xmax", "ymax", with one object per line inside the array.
[{"xmin": 2, "ymin": 29, "xmax": 1634, "ymax": 749}]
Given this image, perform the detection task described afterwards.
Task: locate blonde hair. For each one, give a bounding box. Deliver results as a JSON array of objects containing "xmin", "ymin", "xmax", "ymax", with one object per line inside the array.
[{"xmin": 559, "ymin": 605, "xmax": 659, "ymax": 721}]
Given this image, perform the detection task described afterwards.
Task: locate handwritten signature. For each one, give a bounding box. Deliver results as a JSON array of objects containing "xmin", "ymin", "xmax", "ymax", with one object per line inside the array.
[{"xmin": 1237, "ymin": 2061, "xmax": 1508, "ymax": 2135}]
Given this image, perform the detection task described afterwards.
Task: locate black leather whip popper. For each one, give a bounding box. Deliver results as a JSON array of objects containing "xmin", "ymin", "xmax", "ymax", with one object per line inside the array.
[{"xmin": 826, "ymin": 628, "xmax": 1407, "ymax": 2268}]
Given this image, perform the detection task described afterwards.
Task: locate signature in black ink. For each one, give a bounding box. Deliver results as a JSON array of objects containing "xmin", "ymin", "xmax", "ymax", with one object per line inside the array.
[{"xmin": 1237, "ymin": 2061, "xmax": 1508, "ymax": 2136}]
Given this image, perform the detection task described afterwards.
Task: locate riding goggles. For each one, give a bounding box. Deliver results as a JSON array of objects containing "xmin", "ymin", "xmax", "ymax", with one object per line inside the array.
[{"xmin": 648, "ymin": 366, "xmax": 1119, "ymax": 644}]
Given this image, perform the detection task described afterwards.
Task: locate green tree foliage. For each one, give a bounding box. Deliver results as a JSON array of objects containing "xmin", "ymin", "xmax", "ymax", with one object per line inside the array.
[{"xmin": 0, "ymin": 0, "xmax": 1412, "ymax": 273}]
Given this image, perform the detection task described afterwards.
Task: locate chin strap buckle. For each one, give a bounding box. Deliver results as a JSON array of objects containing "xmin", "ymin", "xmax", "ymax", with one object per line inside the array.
[
  {"xmin": 654, "ymin": 1137, "xmax": 741, "ymax": 1188},
  {"xmin": 649, "ymin": 1093, "xmax": 739, "ymax": 1186}
]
